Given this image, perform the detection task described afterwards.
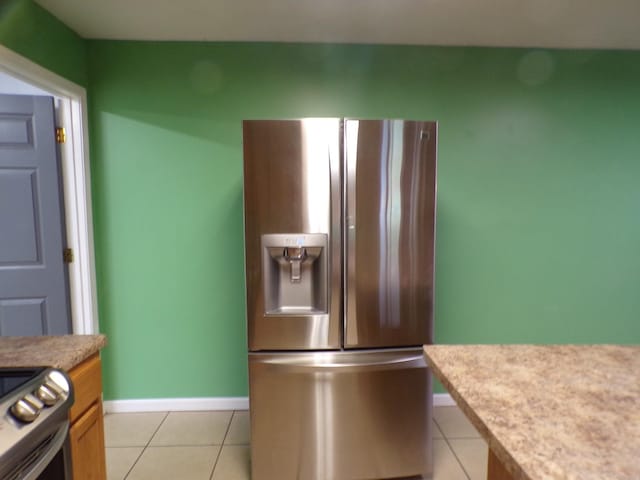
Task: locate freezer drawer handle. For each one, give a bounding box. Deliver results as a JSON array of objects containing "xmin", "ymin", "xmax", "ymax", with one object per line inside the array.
[{"xmin": 258, "ymin": 353, "xmax": 427, "ymax": 372}]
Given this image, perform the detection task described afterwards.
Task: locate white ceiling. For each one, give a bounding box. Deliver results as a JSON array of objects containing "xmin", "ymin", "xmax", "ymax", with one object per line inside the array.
[{"xmin": 35, "ymin": 0, "xmax": 640, "ymax": 50}]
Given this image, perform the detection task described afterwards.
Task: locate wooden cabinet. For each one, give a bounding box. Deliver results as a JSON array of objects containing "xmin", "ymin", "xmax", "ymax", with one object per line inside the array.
[{"xmin": 68, "ymin": 354, "xmax": 107, "ymax": 480}]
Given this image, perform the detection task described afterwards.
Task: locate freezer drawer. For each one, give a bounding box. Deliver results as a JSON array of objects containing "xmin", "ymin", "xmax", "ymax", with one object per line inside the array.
[{"xmin": 249, "ymin": 349, "xmax": 433, "ymax": 480}]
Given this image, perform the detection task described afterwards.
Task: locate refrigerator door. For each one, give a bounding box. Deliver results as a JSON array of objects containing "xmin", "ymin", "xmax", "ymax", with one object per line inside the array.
[
  {"xmin": 249, "ymin": 349, "xmax": 432, "ymax": 480},
  {"xmin": 344, "ymin": 120, "xmax": 437, "ymax": 348},
  {"xmin": 243, "ymin": 119, "xmax": 342, "ymax": 350}
]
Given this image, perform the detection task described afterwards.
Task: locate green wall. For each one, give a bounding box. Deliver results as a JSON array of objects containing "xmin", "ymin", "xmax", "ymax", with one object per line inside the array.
[
  {"xmin": 87, "ymin": 41, "xmax": 640, "ymax": 401},
  {"xmin": 0, "ymin": 0, "xmax": 87, "ymax": 86},
  {"xmin": 4, "ymin": 0, "xmax": 638, "ymax": 403}
]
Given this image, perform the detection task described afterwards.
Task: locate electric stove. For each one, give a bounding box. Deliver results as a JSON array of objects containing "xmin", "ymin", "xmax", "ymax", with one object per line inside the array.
[{"xmin": 0, "ymin": 367, "xmax": 74, "ymax": 479}]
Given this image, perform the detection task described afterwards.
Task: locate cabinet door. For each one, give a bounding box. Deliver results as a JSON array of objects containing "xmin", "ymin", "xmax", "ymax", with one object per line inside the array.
[
  {"xmin": 69, "ymin": 402, "xmax": 107, "ymax": 480},
  {"xmin": 69, "ymin": 354, "xmax": 102, "ymax": 422}
]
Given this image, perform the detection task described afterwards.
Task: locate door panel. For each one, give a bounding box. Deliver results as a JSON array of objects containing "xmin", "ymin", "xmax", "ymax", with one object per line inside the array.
[
  {"xmin": 0, "ymin": 169, "xmax": 40, "ymax": 263},
  {"xmin": 0, "ymin": 114, "xmax": 33, "ymax": 144},
  {"xmin": 0, "ymin": 94, "xmax": 71, "ymax": 335},
  {"xmin": 243, "ymin": 119, "xmax": 341, "ymax": 350},
  {"xmin": 0, "ymin": 298, "xmax": 45, "ymax": 336},
  {"xmin": 345, "ymin": 120, "xmax": 437, "ymax": 348},
  {"xmin": 249, "ymin": 349, "xmax": 432, "ymax": 480}
]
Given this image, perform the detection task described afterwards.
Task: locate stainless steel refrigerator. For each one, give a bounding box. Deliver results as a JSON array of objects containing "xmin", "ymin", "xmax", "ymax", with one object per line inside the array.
[{"xmin": 243, "ymin": 118, "xmax": 437, "ymax": 480}]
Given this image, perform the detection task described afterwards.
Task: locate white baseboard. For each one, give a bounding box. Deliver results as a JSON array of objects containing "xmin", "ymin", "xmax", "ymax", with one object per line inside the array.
[
  {"xmin": 104, "ymin": 397, "xmax": 249, "ymax": 413},
  {"xmin": 433, "ymin": 393, "xmax": 456, "ymax": 406},
  {"xmin": 104, "ymin": 394, "xmax": 455, "ymax": 414}
]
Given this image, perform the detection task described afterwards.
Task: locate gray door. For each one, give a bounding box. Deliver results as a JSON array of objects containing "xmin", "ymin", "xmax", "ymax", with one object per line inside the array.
[
  {"xmin": 0, "ymin": 94, "xmax": 71, "ymax": 335},
  {"xmin": 344, "ymin": 119, "xmax": 437, "ymax": 348}
]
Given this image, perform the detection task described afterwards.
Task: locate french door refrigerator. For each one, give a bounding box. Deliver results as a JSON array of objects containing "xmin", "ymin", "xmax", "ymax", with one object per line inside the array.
[{"xmin": 243, "ymin": 118, "xmax": 437, "ymax": 480}]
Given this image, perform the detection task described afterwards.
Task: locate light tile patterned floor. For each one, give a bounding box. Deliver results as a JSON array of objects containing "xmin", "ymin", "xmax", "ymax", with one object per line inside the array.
[{"xmin": 105, "ymin": 406, "xmax": 487, "ymax": 480}]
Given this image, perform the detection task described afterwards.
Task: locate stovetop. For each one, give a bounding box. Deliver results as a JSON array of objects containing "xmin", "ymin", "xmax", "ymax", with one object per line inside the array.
[{"xmin": 0, "ymin": 367, "xmax": 45, "ymax": 398}]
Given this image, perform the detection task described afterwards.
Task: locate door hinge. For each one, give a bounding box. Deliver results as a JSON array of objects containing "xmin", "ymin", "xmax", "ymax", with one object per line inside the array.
[
  {"xmin": 63, "ymin": 248, "xmax": 74, "ymax": 263},
  {"xmin": 55, "ymin": 127, "xmax": 66, "ymax": 144}
]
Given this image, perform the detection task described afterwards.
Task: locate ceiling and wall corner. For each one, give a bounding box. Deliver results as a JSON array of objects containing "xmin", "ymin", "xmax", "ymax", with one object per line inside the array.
[
  {"xmin": 0, "ymin": 0, "xmax": 88, "ymax": 86},
  {"xmin": 34, "ymin": 0, "xmax": 640, "ymax": 50}
]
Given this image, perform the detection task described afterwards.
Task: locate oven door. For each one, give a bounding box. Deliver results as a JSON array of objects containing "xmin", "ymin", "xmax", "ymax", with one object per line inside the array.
[{"xmin": 5, "ymin": 420, "xmax": 72, "ymax": 480}]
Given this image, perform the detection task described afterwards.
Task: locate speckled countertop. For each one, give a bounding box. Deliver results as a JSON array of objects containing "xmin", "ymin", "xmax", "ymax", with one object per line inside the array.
[
  {"xmin": 424, "ymin": 345, "xmax": 640, "ymax": 480},
  {"xmin": 0, "ymin": 335, "xmax": 107, "ymax": 371}
]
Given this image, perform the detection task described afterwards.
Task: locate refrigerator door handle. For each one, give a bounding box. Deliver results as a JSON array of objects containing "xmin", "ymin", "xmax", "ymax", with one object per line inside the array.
[{"xmin": 344, "ymin": 120, "xmax": 359, "ymax": 346}]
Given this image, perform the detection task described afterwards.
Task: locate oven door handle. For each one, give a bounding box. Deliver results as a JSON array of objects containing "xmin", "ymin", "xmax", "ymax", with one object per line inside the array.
[{"xmin": 21, "ymin": 421, "xmax": 70, "ymax": 480}]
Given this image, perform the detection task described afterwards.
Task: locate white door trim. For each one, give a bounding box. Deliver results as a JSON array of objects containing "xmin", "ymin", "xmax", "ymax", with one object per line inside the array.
[{"xmin": 0, "ymin": 45, "xmax": 99, "ymax": 335}]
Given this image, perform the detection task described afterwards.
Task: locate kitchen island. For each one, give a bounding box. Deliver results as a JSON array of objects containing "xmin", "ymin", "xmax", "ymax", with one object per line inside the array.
[
  {"xmin": 423, "ymin": 344, "xmax": 640, "ymax": 480},
  {"xmin": 0, "ymin": 334, "xmax": 108, "ymax": 480}
]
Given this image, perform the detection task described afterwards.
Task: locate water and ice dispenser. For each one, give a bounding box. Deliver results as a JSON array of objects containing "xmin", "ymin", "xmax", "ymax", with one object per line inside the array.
[{"xmin": 261, "ymin": 233, "xmax": 328, "ymax": 315}]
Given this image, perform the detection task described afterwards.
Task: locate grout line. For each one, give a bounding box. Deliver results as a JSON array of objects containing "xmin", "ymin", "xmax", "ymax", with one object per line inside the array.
[
  {"xmin": 209, "ymin": 410, "xmax": 235, "ymax": 479},
  {"xmin": 433, "ymin": 417, "xmax": 472, "ymax": 480},
  {"xmin": 128, "ymin": 443, "xmax": 228, "ymax": 448},
  {"xmin": 145, "ymin": 411, "xmax": 171, "ymax": 448},
  {"xmin": 221, "ymin": 410, "xmax": 236, "ymax": 446},
  {"xmin": 443, "ymin": 436, "xmax": 473, "ymax": 480},
  {"xmin": 433, "ymin": 418, "xmax": 445, "ymax": 440},
  {"xmin": 121, "ymin": 446, "xmax": 146, "ymax": 480},
  {"xmin": 433, "ymin": 406, "xmax": 484, "ymax": 439},
  {"xmin": 123, "ymin": 411, "xmax": 170, "ymax": 480}
]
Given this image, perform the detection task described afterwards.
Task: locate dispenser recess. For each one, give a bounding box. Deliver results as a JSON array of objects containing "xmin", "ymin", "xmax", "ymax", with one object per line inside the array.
[{"xmin": 262, "ymin": 233, "xmax": 328, "ymax": 315}]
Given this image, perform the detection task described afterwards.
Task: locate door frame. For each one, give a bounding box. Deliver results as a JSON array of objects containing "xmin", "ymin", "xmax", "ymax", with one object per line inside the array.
[{"xmin": 0, "ymin": 45, "xmax": 99, "ymax": 334}]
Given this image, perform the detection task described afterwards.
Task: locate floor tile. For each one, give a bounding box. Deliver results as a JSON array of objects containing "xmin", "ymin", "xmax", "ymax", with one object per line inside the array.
[
  {"xmin": 104, "ymin": 409, "xmax": 471, "ymax": 480},
  {"xmin": 432, "ymin": 439, "xmax": 469, "ymax": 480},
  {"xmin": 449, "ymin": 438, "xmax": 488, "ymax": 480},
  {"xmin": 105, "ymin": 447, "xmax": 143, "ymax": 480},
  {"xmin": 213, "ymin": 440, "xmax": 468, "ymax": 480},
  {"xmin": 127, "ymin": 446, "xmax": 220, "ymax": 480},
  {"xmin": 211, "ymin": 445, "xmax": 250, "ymax": 480},
  {"xmin": 150, "ymin": 411, "xmax": 233, "ymax": 446},
  {"xmin": 224, "ymin": 411, "xmax": 250, "ymax": 445},
  {"xmin": 433, "ymin": 406, "xmax": 481, "ymax": 439},
  {"xmin": 104, "ymin": 412, "xmax": 168, "ymax": 447}
]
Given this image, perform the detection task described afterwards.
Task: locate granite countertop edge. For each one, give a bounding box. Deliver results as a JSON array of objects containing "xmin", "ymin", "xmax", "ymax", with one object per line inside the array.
[
  {"xmin": 423, "ymin": 344, "xmax": 640, "ymax": 480},
  {"xmin": 0, "ymin": 334, "xmax": 107, "ymax": 371},
  {"xmin": 424, "ymin": 345, "xmax": 529, "ymax": 480}
]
